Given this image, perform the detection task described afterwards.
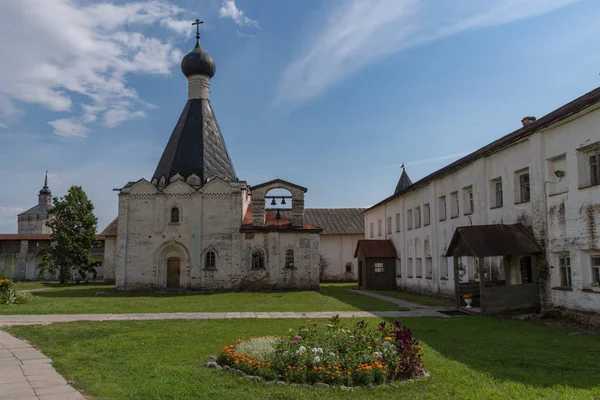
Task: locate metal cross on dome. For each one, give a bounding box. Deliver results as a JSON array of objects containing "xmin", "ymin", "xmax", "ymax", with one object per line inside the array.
[{"xmin": 192, "ymin": 19, "xmax": 204, "ymax": 40}]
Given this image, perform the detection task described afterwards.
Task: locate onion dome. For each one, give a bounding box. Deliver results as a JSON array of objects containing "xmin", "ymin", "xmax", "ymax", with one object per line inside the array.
[
  {"xmin": 39, "ymin": 171, "xmax": 51, "ymax": 195},
  {"xmin": 181, "ymin": 23, "xmax": 216, "ymax": 78}
]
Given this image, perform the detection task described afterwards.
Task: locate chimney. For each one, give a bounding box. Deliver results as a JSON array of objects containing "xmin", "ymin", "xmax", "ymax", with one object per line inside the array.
[{"xmin": 521, "ymin": 116, "xmax": 536, "ymax": 127}]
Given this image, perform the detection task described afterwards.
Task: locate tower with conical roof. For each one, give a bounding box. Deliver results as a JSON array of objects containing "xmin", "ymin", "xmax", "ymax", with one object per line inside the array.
[
  {"xmin": 394, "ymin": 164, "xmax": 412, "ymax": 194},
  {"xmin": 151, "ymin": 19, "xmax": 237, "ymax": 187},
  {"xmin": 17, "ymin": 171, "xmax": 53, "ymax": 234}
]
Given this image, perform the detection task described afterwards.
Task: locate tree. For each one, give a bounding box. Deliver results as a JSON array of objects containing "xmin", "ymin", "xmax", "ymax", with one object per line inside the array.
[{"xmin": 39, "ymin": 186, "xmax": 99, "ymax": 283}]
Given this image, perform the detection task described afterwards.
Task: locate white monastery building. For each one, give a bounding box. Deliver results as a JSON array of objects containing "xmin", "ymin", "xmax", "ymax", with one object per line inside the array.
[
  {"xmin": 102, "ymin": 26, "xmax": 325, "ymax": 291},
  {"xmin": 363, "ymin": 88, "xmax": 600, "ymax": 317}
]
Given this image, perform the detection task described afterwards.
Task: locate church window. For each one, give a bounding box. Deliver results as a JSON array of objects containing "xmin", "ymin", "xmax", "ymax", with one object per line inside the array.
[
  {"xmin": 205, "ymin": 250, "xmax": 216, "ymax": 270},
  {"xmin": 345, "ymin": 263, "xmax": 353, "ymax": 273},
  {"xmin": 285, "ymin": 249, "xmax": 295, "ymax": 268},
  {"xmin": 252, "ymin": 249, "xmax": 265, "ymax": 269},
  {"xmin": 170, "ymin": 207, "xmax": 180, "ymax": 223}
]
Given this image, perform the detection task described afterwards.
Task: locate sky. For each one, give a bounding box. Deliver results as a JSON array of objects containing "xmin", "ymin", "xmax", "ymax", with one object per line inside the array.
[{"xmin": 1, "ymin": 0, "xmax": 600, "ymax": 233}]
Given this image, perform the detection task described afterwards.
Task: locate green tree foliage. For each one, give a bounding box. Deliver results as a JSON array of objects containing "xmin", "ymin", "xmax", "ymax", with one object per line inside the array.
[{"xmin": 38, "ymin": 186, "xmax": 99, "ymax": 283}]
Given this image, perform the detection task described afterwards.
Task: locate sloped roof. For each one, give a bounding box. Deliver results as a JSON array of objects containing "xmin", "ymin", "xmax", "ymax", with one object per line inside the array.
[
  {"xmin": 18, "ymin": 203, "xmax": 50, "ymax": 216},
  {"xmin": 354, "ymin": 240, "xmax": 397, "ymax": 258},
  {"xmin": 250, "ymin": 179, "xmax": 307, "ymax": 192},
  {"xmin": 394, "ymin": 169, "xmax": 412, "ymax": 194},
  {"xmin": 241, "ymin": 204, "xmax": 321, "ymax": 233},
  {"xmin": 152, "ymin": 99, "xmax": 237, "ymax": 185},
  {"xmin": 367, "ymin": 86, "xmax": 600, "ymax": 212},
  {"xmin": 303, "ymin": 209, "xmax": 364, "ymax": 235},
  {"xmin": 445, "ymin": 223, "xmax": 542, "ymax": 258},
  {"xmin": 99, "ymin": 217, "xmax": 118, "ymax": 237}
]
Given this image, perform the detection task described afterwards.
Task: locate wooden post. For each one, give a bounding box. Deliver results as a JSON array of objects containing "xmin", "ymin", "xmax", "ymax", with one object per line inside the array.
[
  {"xmin": 454, "ymin": 256, "xmax": 460, "ymax": 309},
  {"xmin": 478, "ymin": 256, "xmax": 485, "ymax": 314}
]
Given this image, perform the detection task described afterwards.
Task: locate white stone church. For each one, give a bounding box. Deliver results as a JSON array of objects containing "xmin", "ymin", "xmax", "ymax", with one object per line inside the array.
[{"xmin": 101, "ymin": 29, "xmax": 326, "ymax": 291}]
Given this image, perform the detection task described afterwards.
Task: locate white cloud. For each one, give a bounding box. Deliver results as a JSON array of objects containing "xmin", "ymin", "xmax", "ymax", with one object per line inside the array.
[
  {"xmin": 275, "ymin": 0, "xmax": 581, "ymax": 107},
  {"xmin": 237, "ymin": 30, "xmax": 255, "ymax": 39},
  {"xmin": 48, "ymin": 118, "xmax": 91, "ymax": 138},
  {"xmin": 219, "ymin": 0, "xmax": 260, "ymax": 28},
  {"xmin": 0, "ymin": 0, "xmax": 189, "ymax": 135}
]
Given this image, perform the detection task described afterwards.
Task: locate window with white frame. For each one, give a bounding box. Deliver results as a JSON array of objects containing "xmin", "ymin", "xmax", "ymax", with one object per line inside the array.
[
  {"xmin": 438, "ymin": 195, "xmax": 447, "ymax": 220},
  {"xmin": 414, "ymin": 206, "xmax": 421, "ymax": 228},
  {"xmin": 450, "ymin": 191, "xmax": 459, "ymax": 218},
  {"xmin": 374, "ymin": 263, "xmax": 384, "ymax": 274},
  {"xmin": 577, "ymin": 143, "xmax": 600, "ymax": 188},
  {"xmin": 490, "ymin": 178, "xmax": 503, "ymax": 208},
  {"xmin": 407, "ymin": 209, "xmax": 413, "ymax": 230},
  {"xmin": 369, "ymin": 222, "xmax": 374, "ymax": 238},
  {"xmin": 416, "ymin": 258, "xmax": 423, "ymax": 278},
  {"xmin": 463, "ymin": 186, "xmax": 474, "ymax": 214},
  {"xmin": 440, "ymin": 257, "xmax": 449, "ymax": 279},
  {"xmin": 423, "ymin": 203, "xmax": 430, "ymax": 225},
  {"xmin": 407, "ymin": 258, "xmax": 413, "ymax": 277},
  {"xmin": 591, "ymin": 256, "xmax": 600, "ymax": 286},
  {"xmin": 591, "ymin": 154, "xmax": 600, "ymax": 187},
  {"xmin": 425, "ymin": 257, "xmax": 432, "ymax": 279},
  {"xmin": 395, "ymin": 213, "xmax": 401, "ymax": 232},
  {"xmin": 515, "ymin": 169, "xmax": 530, "ymax": 203},
  {"xmin": 387, "ymin": 216, "xmax": 392, "ymax": 234},
  {"xmin": 378, "ymin": 220, "xmax": 382, "ymax": 236},
  {"xmin": 558, "ymin": 255, "xmax": 571, "ymax": 287}
]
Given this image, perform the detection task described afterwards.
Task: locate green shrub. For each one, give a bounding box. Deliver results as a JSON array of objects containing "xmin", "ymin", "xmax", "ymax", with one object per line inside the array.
[
  {"xmin": 15, "ymin": 291, "xmax": 33, "ymax": 304},
  {"xmin": 0, "ymin": 279, "xmax": 17, "ymax": 305}
]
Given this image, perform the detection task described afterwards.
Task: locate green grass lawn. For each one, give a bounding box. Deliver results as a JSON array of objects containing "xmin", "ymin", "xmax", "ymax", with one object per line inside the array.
[
  {"xmin": 369, "ymin": 290, "xmax": 454, "ymax": 307},
  {"xmin": 5, "ymin": 317, "xmax": 599, "ymax": 399},
  {"xmin": 0, "ymin": 283, "xmax": 405, "ymax": 314},
  {"xmin": 13, "ymin": 280, "xmax": 60, "ymax": 291}
]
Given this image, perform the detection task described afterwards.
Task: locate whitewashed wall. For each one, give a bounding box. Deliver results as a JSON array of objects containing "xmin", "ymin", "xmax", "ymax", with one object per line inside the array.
[{"xmin": 365, "ymin": 104, "xmax": 600, "ymax": 312}]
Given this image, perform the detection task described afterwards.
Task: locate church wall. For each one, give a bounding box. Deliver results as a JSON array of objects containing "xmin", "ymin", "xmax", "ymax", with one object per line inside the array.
[
  {"xmin": 103, "ymin": 237, "xmax": 116, "ymax": 283},
  {"xmin": 241, "ymin": 231, "xmax": 320, "ymax": 291},
  {"xmin": 319, "ymin": 234, "xmax": 361, "ymax": 282}
]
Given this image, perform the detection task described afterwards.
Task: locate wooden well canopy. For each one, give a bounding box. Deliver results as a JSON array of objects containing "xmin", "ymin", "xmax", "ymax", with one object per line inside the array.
[{"xmin": 445, "ymin": 223, "xmax": 542, "ymax": 258}]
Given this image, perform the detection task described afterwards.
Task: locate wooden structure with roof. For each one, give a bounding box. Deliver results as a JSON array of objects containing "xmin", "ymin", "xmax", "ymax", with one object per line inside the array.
[
  {"xmin": 445, "ymin": 223, "xmax": 542, "ymax": 315},
  {"xmin": 354, "ymin": 240, "xmax": 397, "ymax": 290}
]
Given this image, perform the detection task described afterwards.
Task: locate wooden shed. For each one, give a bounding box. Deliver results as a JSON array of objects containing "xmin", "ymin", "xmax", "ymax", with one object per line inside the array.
[{"xmin": 354, "ymin": 240, "xmax": 397, "ymax": 290}]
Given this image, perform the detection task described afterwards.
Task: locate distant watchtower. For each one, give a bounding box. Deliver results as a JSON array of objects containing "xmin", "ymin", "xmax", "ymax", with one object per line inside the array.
[{"xmin": 17, "ymin": 171, "xmax": 53, "ymax": 234}]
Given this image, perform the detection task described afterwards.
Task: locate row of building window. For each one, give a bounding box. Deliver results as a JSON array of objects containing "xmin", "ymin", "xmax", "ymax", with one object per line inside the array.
[
  {"xmin": 203, "ymin": 248, "xmax": 296, "ymax": 270},
  {"xmin": 368, "ymin": 146, "xmax": 600, "ymax": 238},
  {"xmin": 404, "ymin": 257, "xmax": 448, "ymax": 279}
]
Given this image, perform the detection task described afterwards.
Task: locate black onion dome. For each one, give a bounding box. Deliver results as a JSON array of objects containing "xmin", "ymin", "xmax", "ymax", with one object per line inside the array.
[
  {"xmin": 181, "ymin": 41, "xmax": 216, "ymax": 78},
  {"xmin": 39, "ymin": 187, "xmax": 51, "ymax": 195}
]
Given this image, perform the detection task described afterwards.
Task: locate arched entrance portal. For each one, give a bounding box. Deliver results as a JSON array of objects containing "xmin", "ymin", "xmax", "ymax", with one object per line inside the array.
[
  {"xmin": 154, "ymin": 240, "xmax": 191, "ymax": 289},
  {"xmin": 166, "ymin": 257, "xmax": 181, "ymax": 288}
]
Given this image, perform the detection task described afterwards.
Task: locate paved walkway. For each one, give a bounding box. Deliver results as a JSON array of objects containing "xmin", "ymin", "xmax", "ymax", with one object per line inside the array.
[
  {"xmin": 0, "ymin": 331, "xmax": 83, "ymax": 400},
  {"xmin": 351, "ymin": 289, "xmax": 453, "ymax": 310},
  {"xmin": 0, "ymin": 308, "xmax": 449, "ymax": 326}
]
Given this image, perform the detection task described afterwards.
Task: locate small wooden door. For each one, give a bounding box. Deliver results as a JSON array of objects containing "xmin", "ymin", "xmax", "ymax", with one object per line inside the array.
[{"xmin": 167, "ymin": 257, "xmax": 180, "ymax": 288}]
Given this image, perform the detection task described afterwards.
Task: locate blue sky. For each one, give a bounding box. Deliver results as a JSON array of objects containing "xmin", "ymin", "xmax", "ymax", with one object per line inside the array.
[{"xmin": 1, "ymin": 0, "xmax": 599, "ymax": 232}]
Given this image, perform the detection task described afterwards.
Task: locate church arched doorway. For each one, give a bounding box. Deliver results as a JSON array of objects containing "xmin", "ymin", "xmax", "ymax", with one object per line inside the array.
[{"xmin": 166, "ymin": 257, "xmax": 181, "ymax": 288}]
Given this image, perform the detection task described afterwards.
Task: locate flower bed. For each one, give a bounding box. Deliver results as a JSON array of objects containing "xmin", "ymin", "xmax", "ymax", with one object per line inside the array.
[{"xmin": 215, "ymin": 316, "xmax": 427, "ymax": 387}]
